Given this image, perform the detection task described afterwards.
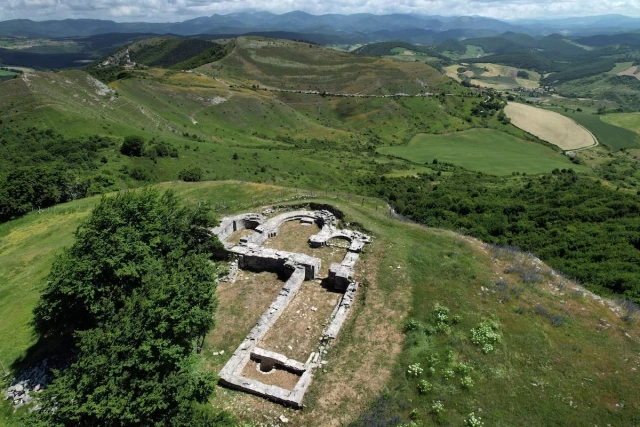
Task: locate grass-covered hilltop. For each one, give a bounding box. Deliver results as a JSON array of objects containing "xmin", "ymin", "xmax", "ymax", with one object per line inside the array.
[{"xmin": 1, "ymin": 33, "xmax": 640, "ymax": 426}]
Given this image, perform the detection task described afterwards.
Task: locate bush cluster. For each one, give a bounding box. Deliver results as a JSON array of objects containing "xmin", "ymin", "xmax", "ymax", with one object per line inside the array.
[
  {"xmin": 120, "ymin": 135, "xmax": 179, "ymax": 159},
  {"xmin": 179, "ymin": 167, "xmax": 204, "ymax": 182},
  {"xmin": 470, "ymin": 319, "xmax": 501, "ymax": 353}
]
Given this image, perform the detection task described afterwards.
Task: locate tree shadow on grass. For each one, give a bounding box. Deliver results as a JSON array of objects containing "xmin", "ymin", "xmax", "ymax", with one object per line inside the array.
[{"xmin": 9, "ymin": 333, "xmax": 74, "ymax": 378}]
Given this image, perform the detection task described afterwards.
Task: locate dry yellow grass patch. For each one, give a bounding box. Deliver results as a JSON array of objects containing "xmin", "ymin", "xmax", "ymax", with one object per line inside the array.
[
  {"xmin": 505, "ymin": 102, "xmax": 598, "ymax": 150},
  {"xmin": 443, "ymin": 65, "xmax": 462, "ymax": 82},
  {"xmin": 617, "ymin": 65, "xmax": 640, "ymax": 80},
  {"xmin": 259, "ymin": 280, "xmax": 341, "ymax": 361},
  {"xmin": 476, "ymin": 63, "xmax": 500, "ymax": 77}
]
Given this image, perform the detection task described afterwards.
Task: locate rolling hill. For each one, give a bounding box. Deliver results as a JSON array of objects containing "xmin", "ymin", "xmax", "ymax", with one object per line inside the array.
[{"xmin": 197, "ymin": 36, "xmax": 449, "ymax": 95}]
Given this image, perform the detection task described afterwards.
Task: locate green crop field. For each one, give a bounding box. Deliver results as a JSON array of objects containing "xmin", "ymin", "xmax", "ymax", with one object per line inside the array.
[
  {"xmin": 0, "ymin": 70, "xmax": 17, "ymax": 81},
  {"xmin": 601, "ymin": 112, "xmax": 640, "ymax": 136},
  {"xmin": 607, "ymin": 61, "xmax": 635, "ymax": 74},
  {"xmin": 378, "ymin": 129, "xmax": 586, "ymax": 175},
  {"xmin": 565, "ymin": 112, "xmax": 639, "ymax": 150}
]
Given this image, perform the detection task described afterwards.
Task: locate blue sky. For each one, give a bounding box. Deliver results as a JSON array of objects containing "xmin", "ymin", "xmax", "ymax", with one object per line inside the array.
[{"xmin": 2, "ymin": 0, "xmax": 639, "ymax": 22}]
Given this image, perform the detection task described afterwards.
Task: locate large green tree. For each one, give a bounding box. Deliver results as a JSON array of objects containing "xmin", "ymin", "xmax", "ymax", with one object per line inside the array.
[{"xmin": 31, "ymin": 189, "xmax": 231, "ymax": 426}]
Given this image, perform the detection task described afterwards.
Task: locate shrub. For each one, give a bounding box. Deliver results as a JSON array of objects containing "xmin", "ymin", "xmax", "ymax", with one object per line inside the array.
[
  {"xmin": 445, "ymin": 350, "xmax": 455, "ymax": 364},
  {"xmin": 442, "ymin": 369, "xmax": 454, "ymax": 380},
  {"xmin": 407, "ymin": 363, "xmax": 423, "ymax": 377},
  {"xmin": 120, "ymin": 135, "xmax": 145, "ymax": 157},
  {"xmin": 470, "ymin": 319, "xmax": 501, "ymax": 353},
  {"xmin": 455, "ymin": 363, "xmax": 471, "ymax": 376},
  {"xmin": 432, "ymin": 303, "xmax": 452, "ymax": 334},
  {"xmin": 150, "ymin": 142, "xmax": 178, "ymax": 158},
  {"xmin": 464, "ymin": 412, "xmax": 484, "ymax": 427},
  {"xmin": 427, "ymin": 353, "xmax": 440, "ymax": 366},
  {"xmin": 431, "ymin": 400, "xmax": 444, "ymax": 414},
  {"xmin": 461, "ymin": 376, "xmax": 474, "ymax": 389},
  {"xmin": 404, "ymin": 318, "xmax": 421, "ymax": 332},
  {"xmin": 418, "ymin": 380, "xmax": 432, "ymax": 394},
  {"xmin": 179, "ymin": 167, "xmax": 203, "ymax": 182},
  {"xmin": 551, "ymin": 315, "xmax": 565, "ymax": 327},
  {"xmin": 130, "ymin": 166, "xmax": 151, "ymax": 181}
]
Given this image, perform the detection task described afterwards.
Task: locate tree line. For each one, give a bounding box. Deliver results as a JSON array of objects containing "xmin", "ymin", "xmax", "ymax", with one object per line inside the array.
[
  {"xmin": 0, "ymin": 127, "xmax": 114, "ymax": 221},
  {"xmin": 361, "ymin": 166, "xmax": 640, "ymax": 302}
]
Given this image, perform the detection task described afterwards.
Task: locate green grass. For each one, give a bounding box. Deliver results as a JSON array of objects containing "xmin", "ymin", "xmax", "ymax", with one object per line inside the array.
[
  {"xmin": 601, "ymin": 112, "xmax": 640, "ymax": 136},
  {"xmin": 607, "ymin": 62, "xmax": 634, "ymax": 74},
  {"xmin": 442, "ymin": 45, "xmax": 485, "ymax": 60},
  {"xmin": 566, "ymin": 112, "xmax": 639, "ymax": 150},
  {"xmin": 0, "ymin": 70, "xmax": 17, "ymax": 82},
  {"xmin": 384, "ymin": 238, "xmax": 640, "ymax": 426},
  {"xmin": 384, "ymin": 166, "xmax": 435, "ymax": 177},
  {"xmin": 378, "ymin": 129, "xmax": 587, "ymax": 175},
  {"xmin": 0, "ymin": 207, "xmax": 91, "ymax": 376}
]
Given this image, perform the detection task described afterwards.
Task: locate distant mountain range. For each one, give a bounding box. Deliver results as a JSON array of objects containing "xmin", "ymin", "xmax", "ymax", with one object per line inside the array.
[{"xmin": 2, "ymin": 12, "xmax": 640, "ymax": 40}]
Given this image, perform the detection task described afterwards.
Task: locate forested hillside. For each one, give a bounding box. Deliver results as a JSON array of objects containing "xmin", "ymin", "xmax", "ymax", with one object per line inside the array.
[{"xmin": 0, "ymin": 128, "xmax": 114, "ymax": 221}]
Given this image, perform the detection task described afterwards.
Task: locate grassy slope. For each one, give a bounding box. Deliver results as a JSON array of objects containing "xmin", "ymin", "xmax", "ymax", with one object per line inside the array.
[
  {"xmin": 0, "ymin": 70, "xmax": 384, "ymax": 190},
  {"xmin": 1, "ymin": 181, "xmax": 639, "ymax": 427},
  {"xmin": 196, "ymin": 37, "xmax": 451, "ymax": 96},
  {"xmin": 378, "ymin": 129, "xmax": 588, "ymax": 175},
  {"xmin": 0, "ymin": 57, "xmax": 500, "ymax": 189}
]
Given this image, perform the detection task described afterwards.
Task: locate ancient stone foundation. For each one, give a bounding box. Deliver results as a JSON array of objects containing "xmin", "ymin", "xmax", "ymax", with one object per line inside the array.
[{"xmin": 211, "ymin": 208, "xmax": 370, "ymax": 408}]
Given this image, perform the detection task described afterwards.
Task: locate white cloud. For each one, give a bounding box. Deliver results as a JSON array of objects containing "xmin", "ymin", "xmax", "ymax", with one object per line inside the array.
[{"xmin": 1, "ymin": 0, "xmax": 640, "ymax": 22}]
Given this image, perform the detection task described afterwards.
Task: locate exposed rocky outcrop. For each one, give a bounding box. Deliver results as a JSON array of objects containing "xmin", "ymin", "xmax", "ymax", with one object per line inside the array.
[{"xmin": 4, "ymin": 356, "xmax": 72, "ymax": 410}]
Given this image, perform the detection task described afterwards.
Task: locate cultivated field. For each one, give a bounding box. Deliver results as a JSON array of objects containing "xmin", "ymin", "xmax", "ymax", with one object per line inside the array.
[
  {"xmin": 505, "ymin": 102, "xmax": 598, "ymax": 150},
  {"xmin": 601, "ymin": 112, "xmax": 640, "ymax": 135},
  {"xmin": 555, "ymin": 110, "xmax": 639, "ymax": 151},
  {"xmin": 378, "ymin": 129, "xmax": 587, "ymax": 175}
]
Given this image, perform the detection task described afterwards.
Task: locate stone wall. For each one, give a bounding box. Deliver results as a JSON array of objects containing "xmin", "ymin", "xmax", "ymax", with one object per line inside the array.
[{"xmin": 212, "ymin": 208, "xmax": 370, "ymax": 408}]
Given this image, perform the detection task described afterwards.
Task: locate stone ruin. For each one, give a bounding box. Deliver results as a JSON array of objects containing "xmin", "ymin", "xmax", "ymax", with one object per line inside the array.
[{"xmin": 211, "ymin": 208, "xmax": 370, "ymax": 408}]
